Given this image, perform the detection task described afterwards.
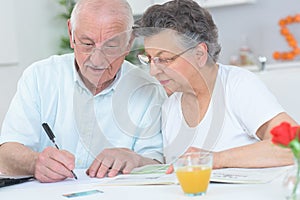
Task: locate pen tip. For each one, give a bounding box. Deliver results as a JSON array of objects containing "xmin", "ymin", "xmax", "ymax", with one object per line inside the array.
[{"xmin": 71, "ymin": 171, "xmax": 78, "ymax": 180}]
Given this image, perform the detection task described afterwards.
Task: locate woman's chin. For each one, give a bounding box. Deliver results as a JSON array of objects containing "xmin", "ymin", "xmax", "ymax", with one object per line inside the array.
[{"xmin": 165, "ymin": 87, "xmax": 175, "ymax": 96}]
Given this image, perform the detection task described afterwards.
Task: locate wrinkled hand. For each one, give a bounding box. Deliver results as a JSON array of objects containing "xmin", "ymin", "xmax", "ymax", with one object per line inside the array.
[
  {"xmin": 34, "ymin": 147, "xmax": 75, "ymax": 183},
  {"xmin": 185, "ymin": 146, "xmax": 202, "ymax": 153},
  {"xmin": 166, "ymin": 164, "xmax": 174, "ymax": 174},
  {"xmin": 86, "ymin": 148, "xmax": 144, "ymax": 178},
  {"xmin": 165, "ymin": 146, "xmax": 207, "ymax": 174}
]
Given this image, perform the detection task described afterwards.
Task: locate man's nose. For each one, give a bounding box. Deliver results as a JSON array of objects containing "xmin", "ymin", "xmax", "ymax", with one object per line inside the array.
[{"xmin": 89, "ymin": 49, "xmax": 109, "ymax": 67}]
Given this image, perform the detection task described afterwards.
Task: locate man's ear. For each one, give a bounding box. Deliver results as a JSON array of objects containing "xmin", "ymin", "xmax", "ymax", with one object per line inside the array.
[
  {"xmin": 67, "ymin": 19, "xmax": 74, "ymax": 49},
  {"xmin": 194, "ymin": 43, "xmax": 208, "ymax": 66},
  {"xmin": 125, "ymin": 32, "xmax": 136, "ymax": 55}
]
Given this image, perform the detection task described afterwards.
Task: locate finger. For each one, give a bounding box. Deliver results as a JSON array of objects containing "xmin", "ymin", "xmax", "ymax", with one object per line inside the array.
[
  {"xmin": 96, "ymin": 163, "xmax": 110, "ymax": 178},
  {"xmin": 49, "ymin": 149, "xmax": 75, "ymax": 172},
  {"xmin": 35, "ymin": 158, "xmax": 70, "ymax": 182},
  {"xmin": 42, "ymin": 147, "xmax": 75, "ymax": 170},
  {"xmin": 185, "ymin": 146, "xmax": 200, "ymax": 154},
  {"xmin": 122, "ymin": 162, "xmax": 135, "ymax": 174},
  {"xmin": 87, "ymin": 156, "xmax": 103, "ymax": 177},
  {"xmin": 108, "ymin": 159, "xmax": 124, "ymax": 177},
  {"xmin": 47, "ymin": 151, "xmax": 74, "ymax": 178},
  {"xmin": 96, "ymin": 157, "xmax": 114, "ymax": 178},
  {"xmin": 36, "ymin": 166, "xmax": 67, "ymax": 183},
  {"xmin": 61, "ymin": 150, "xmax": 76, "ymax": 170},
  {"xmin": 37, "ymin": 148, "xmax": 74, "ymax": 179},
  {"xmin": 34, "ymin": 169, "xmax": 55, "ymax": 183},
  {"xmin": 166, "ymin": 165, "xmax": 174, "ymax": 174}
]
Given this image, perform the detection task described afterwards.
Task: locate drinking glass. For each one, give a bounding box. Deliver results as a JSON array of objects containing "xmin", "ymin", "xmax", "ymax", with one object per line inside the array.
[{"xmin": 174, "ymin": 151, "xmax": 213, "ymax": 196}]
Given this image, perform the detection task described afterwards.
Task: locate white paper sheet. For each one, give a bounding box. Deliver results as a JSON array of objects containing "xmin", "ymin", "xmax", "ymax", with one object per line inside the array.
[{"xmin": 211, "ymin": 166, "xmax": 291, "ymax": 184}]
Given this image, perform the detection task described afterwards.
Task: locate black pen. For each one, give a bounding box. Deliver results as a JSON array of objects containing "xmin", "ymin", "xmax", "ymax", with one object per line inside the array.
[{"xmin": 42, "ymin": 123, "xmax": 78, "ymax": 180}]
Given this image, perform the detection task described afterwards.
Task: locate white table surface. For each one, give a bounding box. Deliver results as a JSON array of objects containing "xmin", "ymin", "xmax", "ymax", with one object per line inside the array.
[{"xmin": 0, "ymin": 169, "xmax": 289, "ymax": 200}]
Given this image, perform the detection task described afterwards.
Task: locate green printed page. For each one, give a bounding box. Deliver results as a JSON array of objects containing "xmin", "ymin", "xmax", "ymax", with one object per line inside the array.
[{"xmin": 131, "ymin": 164, "xmax": 170, "ymax": 174}]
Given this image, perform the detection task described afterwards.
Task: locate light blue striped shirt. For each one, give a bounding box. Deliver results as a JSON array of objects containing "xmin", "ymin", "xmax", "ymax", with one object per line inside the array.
[{"xmin": 0, "ymin": 53, "xmax": 166, "ymax": 168}]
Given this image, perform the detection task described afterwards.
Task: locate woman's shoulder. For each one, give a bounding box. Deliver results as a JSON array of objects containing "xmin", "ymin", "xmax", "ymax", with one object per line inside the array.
[
  {"xmin": 218, "ymin": 63, "xmax": 255, "ymax": 77},
  {"xmin": 218, "ymin": 63, "xmax": 261, "ymax": 86}
]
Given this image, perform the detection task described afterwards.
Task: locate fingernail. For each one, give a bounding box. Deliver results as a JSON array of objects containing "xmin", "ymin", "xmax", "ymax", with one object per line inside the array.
[
  {"xmin": 89, "ymin": 171, "xmax": 95, "ymax": 177},
  {"xmin": 108, "ymin": 171, "xmax": 115, "ymax": 177},
  {"xmin": 99, "ymin": 172, "xmax": 105, "ymax": 178}
]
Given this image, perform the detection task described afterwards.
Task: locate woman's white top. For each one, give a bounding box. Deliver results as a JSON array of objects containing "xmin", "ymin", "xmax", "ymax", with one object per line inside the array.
[{"xmin": 162, "ymin": 64, "xmax": 284, "ymax": 163}]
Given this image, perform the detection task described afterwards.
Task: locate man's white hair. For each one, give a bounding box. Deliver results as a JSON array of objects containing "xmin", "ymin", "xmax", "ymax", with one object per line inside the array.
[{"xmin": 70, "ymin": 0, "xmax": 134, "ymax": 31}]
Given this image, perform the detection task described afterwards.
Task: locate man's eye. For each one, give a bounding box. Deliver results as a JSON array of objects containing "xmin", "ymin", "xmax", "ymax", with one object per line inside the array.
[
  {"xmin": 103, "ymin": 42, "xmax": 119, "ymax": 48},
  {"xmin": 83, "ymin": 43, "xmax": 94, "ymax": 47},
  {"xmin": 105, "ymin": 45, "xmax": 118, "ymax": 48}
]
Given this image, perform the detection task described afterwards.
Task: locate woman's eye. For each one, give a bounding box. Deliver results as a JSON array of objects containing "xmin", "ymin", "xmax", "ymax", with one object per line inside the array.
[{"xmin": 158, "ymin": 58, "xmax": 170, "ymax": 64}]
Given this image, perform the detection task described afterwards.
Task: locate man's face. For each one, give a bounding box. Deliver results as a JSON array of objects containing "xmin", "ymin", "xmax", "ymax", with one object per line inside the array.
[{"xmin": 69, "ymin": 11, "xmax": 131, "ymax": 94}]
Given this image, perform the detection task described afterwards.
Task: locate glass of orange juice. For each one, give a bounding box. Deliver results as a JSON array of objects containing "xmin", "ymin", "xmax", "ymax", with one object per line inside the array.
[{"xmin": 174, "ymin": 151, "xmax": 213, "ymax": 196}]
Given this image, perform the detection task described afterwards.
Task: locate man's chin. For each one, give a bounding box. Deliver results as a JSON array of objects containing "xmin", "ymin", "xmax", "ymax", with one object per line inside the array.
[{"xmin": 85, "ymin": 71, "xmax": 106, "ymax": 86}]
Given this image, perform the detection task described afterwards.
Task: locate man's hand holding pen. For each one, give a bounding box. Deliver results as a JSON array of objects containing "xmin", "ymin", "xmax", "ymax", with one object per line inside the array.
[
  {"xmin": 34, "ymin": 146, "xmax": 76, "ymax": 183},
  {"xmin": 39, "ymin": 123, "xmax": 78, "ymax": 183}
]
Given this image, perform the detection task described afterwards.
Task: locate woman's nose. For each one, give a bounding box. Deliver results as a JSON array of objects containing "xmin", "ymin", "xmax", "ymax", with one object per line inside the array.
[{"xmin": 149, "ymin": 62, "xmax": 163, "ymax": 76}]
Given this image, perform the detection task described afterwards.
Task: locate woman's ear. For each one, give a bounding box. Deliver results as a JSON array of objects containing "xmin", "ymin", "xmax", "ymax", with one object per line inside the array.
[{"xmin": 194, "ymin": 43, "xmax": 208, "ymax": 66}]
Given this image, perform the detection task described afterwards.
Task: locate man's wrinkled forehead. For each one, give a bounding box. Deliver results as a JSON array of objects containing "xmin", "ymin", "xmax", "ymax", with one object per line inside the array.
[{"xmin": 75, "ymin": 12, "xmax": 129, "ymax": 39}]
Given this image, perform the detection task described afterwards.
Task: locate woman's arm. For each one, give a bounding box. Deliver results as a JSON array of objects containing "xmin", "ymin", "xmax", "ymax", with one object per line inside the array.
[{"xmin": 214, "ymin": 112, "xmax": 297, "ymax": 169}]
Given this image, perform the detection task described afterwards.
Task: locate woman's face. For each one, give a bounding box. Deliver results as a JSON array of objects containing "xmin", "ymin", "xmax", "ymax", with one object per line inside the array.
[{"xmin": 144, "ymin": 31, "xmax": 201, "ymax": 96}]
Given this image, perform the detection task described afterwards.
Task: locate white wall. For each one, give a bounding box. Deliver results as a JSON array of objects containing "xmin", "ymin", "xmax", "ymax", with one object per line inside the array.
[
  {"xmin": 0, "ymin": 0, "xmax": 300, "ymax": 128},
  {"xmin": 0, "ymin": 0, "xmax": 66, "ymax": 128},
  {"xmin": 208, "ymin": 0, "xmax": 300, "ymax": 64},
  {"xmin": 254, "ymin": 66, "xmax": 300, "ymax": 124}
]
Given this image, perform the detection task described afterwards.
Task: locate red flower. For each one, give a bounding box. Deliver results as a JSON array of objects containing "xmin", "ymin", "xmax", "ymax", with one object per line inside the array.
[
  {"xmin": 270, "ymin": 122, "xmax": 299, "ymax": 147},
  {"xmin": 271, "ymin": 122, "xmax": 300, "ymax": 199}
]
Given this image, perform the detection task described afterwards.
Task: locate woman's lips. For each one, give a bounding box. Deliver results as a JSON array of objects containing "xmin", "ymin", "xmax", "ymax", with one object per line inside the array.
[{"xmin": 159, "ymin": 80, "xmax": 169, "ymax": 85}]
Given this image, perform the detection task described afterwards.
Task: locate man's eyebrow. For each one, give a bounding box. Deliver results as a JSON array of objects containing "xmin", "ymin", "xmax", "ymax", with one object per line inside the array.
[
  {"xmin": 105, "ymin": 37, "xmax": 120, "ymax": 43},
  {"xmin": 75, "ymin": 33, "xmax": 94, "ymax": 42}
]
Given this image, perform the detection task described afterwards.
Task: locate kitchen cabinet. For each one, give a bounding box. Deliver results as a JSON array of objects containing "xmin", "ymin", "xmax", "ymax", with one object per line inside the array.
[
  {"xmin": 196, "ymin": 0, "xmax": 256, "ymax": 8},
  {"xmin": 128, "ymin": 0, "xmax": 256, "ymax": 15},
  {"xmin": 155, "ymin": 0, "xmax": 255, "ymax": 8}
]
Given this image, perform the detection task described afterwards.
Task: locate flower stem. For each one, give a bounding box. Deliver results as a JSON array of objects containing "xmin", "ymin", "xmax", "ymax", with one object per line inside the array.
[{"xmin": 291, "ymin": 158, "xmax": 300, "ymax": 200}]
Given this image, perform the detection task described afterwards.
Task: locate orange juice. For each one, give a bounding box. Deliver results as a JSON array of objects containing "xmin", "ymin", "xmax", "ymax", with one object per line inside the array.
[{"xmin": 176, "ymin": 166, "xmax": 212, "ymax": 195}]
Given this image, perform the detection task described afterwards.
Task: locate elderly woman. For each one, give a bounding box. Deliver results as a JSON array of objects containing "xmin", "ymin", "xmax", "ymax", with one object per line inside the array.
[{"xmin": 134, "ymin": 0, "xmax": 297, "ymax": 169}]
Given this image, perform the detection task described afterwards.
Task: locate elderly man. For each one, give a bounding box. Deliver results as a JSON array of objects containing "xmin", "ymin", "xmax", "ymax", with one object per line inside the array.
[{"xmin": 0, "ymin": 0, "xmax": 165, "ymax": 183}]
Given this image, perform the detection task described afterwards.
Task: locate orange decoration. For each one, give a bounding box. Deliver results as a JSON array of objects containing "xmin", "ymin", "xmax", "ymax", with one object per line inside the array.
[{"xmin": 273, "ymin": 14, "xmax": 300, "ymax": 61}]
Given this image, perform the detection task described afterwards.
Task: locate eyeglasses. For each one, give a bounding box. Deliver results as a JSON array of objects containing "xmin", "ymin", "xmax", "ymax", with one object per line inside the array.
[
  {"xmin": 72, "ymin": 31, "xmax": 130, "ymax": 56},
  {"xmin": 138, "ymin": 46, "xmax": 196, "ymax": 66}
]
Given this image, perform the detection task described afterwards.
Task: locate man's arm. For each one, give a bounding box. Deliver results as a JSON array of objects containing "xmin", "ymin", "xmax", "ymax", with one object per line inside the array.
[
  {"xmin": 0, "ymin": 142, "xmax": 37, "ymax": 175},
  {"xmin": 0, "ymin": 142, "xmax": 76, "ymax": 182}
]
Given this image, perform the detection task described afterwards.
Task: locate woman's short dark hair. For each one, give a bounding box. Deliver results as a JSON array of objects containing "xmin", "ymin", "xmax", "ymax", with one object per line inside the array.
[{"xmin": 134, "ymin": 0, "xmax": 221, "ymax": 62}]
